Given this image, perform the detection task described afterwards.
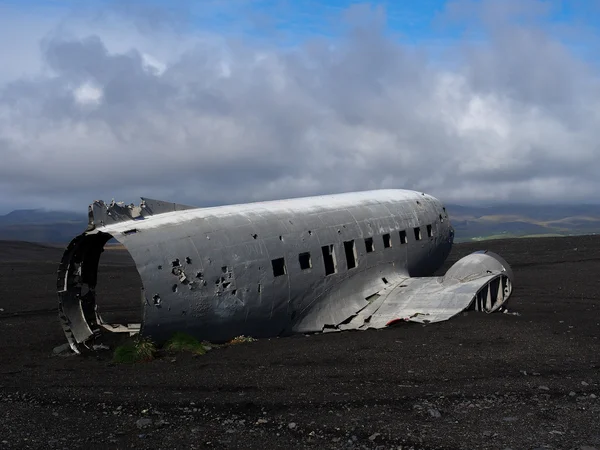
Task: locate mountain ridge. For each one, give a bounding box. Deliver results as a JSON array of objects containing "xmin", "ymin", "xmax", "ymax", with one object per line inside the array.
[{"xmin": 1, "ymin": 203, "xmax": 600, "ymax": 244}]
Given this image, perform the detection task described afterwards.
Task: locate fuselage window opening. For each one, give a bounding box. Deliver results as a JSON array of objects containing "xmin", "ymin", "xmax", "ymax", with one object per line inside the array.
[
  {"xmin": 383, "ymin": 233, "xmax": 392, "ymax": 248},
  {"xmin": 365, "ymin": 237, "xmax": 375, "ymax": 253},
  {"xmin": 321, "ymin": 244, "xmax": 338, "ymax": 276},
  {"xmin": 439, "ymin": 213, "xmax": 444, "ymax": 223},
  {"xmin": 343, "ymin": 240, "xmax": 357, "ymax": 270},
  {"xmin": 299, "ymin": 252, "xmax": 312, "ymax": 270},
  {"xmin": 399, "ymin": 230, "xmax": 407, "ymax": 244},
  {"xmin": 271, "ymin": 257, "xmax": 287, "ymax": 277},
  {"xmin": 414, "ymin": 227, "xmax": 422, "ymax": 241},
  {"xmin": 427, "ymin": 224, "xmax": 433, "ymax": 238}
]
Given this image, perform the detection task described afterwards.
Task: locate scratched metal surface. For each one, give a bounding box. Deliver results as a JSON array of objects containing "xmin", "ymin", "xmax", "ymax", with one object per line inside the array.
[
  {"xmin": 57, "ymin": 189, "xmax": 513, "ymax": 350},
  {"xmin": 89, "ymin": 190, "xmax": 452, "ymax": 343}
]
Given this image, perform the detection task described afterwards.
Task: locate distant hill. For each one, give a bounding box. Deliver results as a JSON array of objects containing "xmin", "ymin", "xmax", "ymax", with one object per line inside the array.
[
  {"xmin": 447, "ymin": 204, "xmax": 600, "ymax": 242},
  {"xmin": 1, "ymin": 203, "xmax": 600, "ymax": 244},
  {"xmin": 0, "ymin": 209, "xmax": 87, "ymax": 244}
]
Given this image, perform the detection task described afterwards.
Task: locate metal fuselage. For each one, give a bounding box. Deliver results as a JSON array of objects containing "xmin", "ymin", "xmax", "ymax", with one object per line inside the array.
[{"xmin": 96, "ymin": 189, "xmax": 455, "ymax": 343}]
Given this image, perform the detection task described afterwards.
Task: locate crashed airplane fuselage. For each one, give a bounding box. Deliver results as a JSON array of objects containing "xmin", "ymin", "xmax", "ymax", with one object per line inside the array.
[{"xmin": 57, "ymin": 189, "xmax": 514, "ymax": 353}]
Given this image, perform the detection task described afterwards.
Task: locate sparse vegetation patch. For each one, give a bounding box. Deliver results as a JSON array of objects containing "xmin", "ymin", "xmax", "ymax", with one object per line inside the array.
[
  {"xmin": 113, "ymin": 337, "xmax": 156, "ymax": 364},
  {"xmin": 163, "ymin": 332, "xmax": 209, "ymax": 355},
  {"xmin": 229, "ymin": 335, "xmax": 258, "ymax": 345}
]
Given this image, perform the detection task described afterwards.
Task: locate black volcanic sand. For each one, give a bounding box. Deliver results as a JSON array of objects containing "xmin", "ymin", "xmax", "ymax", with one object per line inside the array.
[{"xmin": 0, "ymin": 237, "xmax": 599, "ymax": 450}]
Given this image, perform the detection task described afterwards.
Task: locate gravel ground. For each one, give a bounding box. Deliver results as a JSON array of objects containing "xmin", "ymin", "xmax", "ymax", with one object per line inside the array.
[{"xmin": 0, "ymin": 236, "xmax": 599, "ymax": 449}]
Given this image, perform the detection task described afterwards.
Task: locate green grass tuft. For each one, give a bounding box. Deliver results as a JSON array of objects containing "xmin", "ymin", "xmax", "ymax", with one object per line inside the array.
[
  {"xmin": 164, "ymin": 332, "xmax": 207, "ymax": 355},
  {"xmin": 113, "ymin": 337, "xmax": 156, "ymax": 364}
]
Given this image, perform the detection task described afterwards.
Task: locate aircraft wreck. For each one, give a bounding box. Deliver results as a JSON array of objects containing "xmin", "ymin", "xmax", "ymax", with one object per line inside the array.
[{"xmin": 57, "ymin": 189, "xmax": 514, "ymax": 353}]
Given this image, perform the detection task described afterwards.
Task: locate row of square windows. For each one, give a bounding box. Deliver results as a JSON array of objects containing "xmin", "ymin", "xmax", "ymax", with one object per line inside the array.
[{"xmin": 270, "ymin": 224, "xmax": 434, "ymax": 277}]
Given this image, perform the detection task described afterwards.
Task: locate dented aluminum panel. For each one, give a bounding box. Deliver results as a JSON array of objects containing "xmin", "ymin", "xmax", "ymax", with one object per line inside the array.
[{"xmin": 57, "ymin": 189, "xmax": 514, "ymax": 353}]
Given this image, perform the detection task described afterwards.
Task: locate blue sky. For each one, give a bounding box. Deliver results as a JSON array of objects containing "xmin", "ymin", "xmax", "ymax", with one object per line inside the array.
[
  {"xmin": 161, "ymin": 0, "xmax": 599, "ymax": 49},
  {"xmin": 6, "ymin": 0, "xmax": 599, "ymax": 44},
  {"xmin": 1, "ymin": 0, "xmax": 598, "ymax": 61}
]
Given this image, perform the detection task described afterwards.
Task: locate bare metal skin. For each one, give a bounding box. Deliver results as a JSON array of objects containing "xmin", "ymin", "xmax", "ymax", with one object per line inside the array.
[{"xmin": 57, "ymin": 189, "xmax": 514, "ymax": 353}]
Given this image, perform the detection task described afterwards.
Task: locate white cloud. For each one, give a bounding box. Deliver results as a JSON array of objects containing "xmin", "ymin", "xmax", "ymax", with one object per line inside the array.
[
  {"xmin": 0, "ymin": 1, "xmax": 599, "ymax": 214},
  {"xmin": 141, "ymin": 53, "xmax": 167, "ymax": 76},
  {"xmin": 73, "ymin": 81, "xmax": 103, "ymax": 105}
]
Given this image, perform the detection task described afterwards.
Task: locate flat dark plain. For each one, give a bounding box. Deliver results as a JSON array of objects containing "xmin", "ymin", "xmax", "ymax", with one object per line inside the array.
[{"xmin": 0, "ymin": 236, "xmax": 599, "ymax": 450}]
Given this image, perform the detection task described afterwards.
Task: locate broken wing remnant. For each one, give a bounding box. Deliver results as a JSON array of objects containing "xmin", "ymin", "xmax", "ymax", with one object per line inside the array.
[
  {"xmin": 57, "ymin": 189, "xmax": 514, "ymax": 353},
  {"xmin": 336, "ymin": 251, "xmax": 513, "ymax": 330}
]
